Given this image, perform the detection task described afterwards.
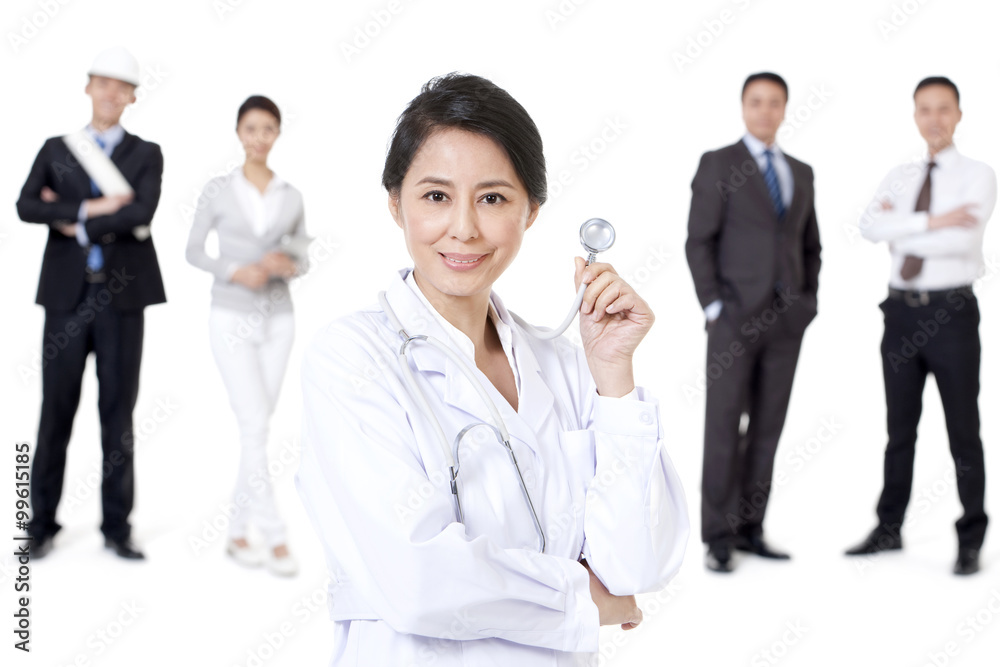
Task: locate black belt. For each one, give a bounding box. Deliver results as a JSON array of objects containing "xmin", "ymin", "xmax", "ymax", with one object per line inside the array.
[{"xmin": 888, "ymin": 285, "xmax": 972, "ymax": 307}]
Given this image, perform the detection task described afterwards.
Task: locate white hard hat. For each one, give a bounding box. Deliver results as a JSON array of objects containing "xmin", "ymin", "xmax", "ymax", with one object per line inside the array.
[{"xmin": 88, "ymin": 46, "xmax": 140, "ymax": 87}]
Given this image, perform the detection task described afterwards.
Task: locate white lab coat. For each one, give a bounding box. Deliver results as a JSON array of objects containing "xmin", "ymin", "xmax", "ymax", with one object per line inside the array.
[{"xmin": 297, "ymin": 269, "xmax": 689, "ymax": 666}]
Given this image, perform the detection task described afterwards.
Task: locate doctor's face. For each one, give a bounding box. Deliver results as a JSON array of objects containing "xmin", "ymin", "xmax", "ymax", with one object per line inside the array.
[{"xmin": 389, "ymin": 128, "xmax": 539, "ymax": 306}]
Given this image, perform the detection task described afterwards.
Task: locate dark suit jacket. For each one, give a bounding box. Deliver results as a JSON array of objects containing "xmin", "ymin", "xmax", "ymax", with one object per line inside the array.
[
  {"xmin": 685, "ymin": 139, "xmax": 821, "ymax": 328},
  {"xmin": 16, "ymin": 132, "xmax": 167, "ymax": 311}
]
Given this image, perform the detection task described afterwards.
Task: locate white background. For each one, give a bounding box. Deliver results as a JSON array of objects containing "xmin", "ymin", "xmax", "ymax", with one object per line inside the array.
[{"xmin": 3, "ymin": 0, "xmax": 1000, "ymax": 665}]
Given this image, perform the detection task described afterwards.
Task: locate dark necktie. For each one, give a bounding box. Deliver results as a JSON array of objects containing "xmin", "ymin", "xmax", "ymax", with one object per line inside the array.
[
  {"xmin": 900, "ymin": 161, "xmax": 935, "ymax": 281},
  {"xmin": 86, "ymin": 135, "xmax": 107, "ymax": 272},
  {"xmin": 763, "ymin": 149, "xmax": 786, "ymax": 220}
]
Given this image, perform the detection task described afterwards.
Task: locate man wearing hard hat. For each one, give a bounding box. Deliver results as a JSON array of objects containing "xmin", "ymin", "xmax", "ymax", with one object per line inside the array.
[{"xmin": 16, "ymin": 46, "xmax": 166, "ymax": 561}]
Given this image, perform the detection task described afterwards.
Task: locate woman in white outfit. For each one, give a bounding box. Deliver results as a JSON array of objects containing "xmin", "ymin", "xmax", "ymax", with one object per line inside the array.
[
  {"xmin": 297, "ymin": 74, "xmax": 688, "ymax": 664},
  {"xmin": 186, "ymin": 95, "xmax": 308, "ymax": 576}
]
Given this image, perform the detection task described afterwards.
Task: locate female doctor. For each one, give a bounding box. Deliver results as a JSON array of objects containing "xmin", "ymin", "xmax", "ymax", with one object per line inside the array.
[{"xmin": 297, "ymin": 73, "xmax": 688, "ymax": 665}]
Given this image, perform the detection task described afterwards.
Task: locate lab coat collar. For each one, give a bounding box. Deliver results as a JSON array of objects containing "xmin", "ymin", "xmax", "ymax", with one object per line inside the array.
[{"xmin": 381, "ymin": 269, "xmax": 555, "ymax": 452}]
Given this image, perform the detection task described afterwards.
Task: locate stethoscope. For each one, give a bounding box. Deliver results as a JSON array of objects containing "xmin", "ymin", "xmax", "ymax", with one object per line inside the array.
[{"xmin": 378, "ymin": 218, "xmax": 616, "ymax": 554}]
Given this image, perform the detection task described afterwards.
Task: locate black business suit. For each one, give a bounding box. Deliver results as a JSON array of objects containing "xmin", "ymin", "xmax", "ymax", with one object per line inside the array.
[
  {"xmin": 17, "ymin": 131, "xmax": 166, "ymax": 543},
  {"xmin": 685, "ymin": 139, "xmax": 821, "ymax": 545}
]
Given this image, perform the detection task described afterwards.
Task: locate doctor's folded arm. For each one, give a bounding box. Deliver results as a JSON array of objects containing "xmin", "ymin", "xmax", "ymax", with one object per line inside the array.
[{"xmin": 296, "ymin": 73, "xmax": 689, "ymax": 666}]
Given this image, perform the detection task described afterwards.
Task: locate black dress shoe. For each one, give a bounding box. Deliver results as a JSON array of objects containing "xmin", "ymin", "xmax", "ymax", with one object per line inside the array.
[
  {"xmin": 705, "ymin": 542, "xmax": 735, "ymax": 573},
  {"xmin": 954, "ymin": 548, "xmax": 980, "ymax": 576},
  {"xmin": 845, "ymin": 528, "xmax": 902, "ymax": 555},
  {"xmin": 31, "ymin": 535, "xmax": 55, "ymax": 560},
  {"xmin": 733, "ymin": 534, "xmax": 791, "ymax": 560},
  {"xmin": 104, "ymin": 537, "xmax": 145, "ymax": 560}
]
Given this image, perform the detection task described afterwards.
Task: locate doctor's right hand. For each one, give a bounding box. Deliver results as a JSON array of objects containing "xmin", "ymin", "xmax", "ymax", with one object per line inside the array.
[{"xmin": 583, "ymin": 560, "xmax": 643, "ymax": 630}]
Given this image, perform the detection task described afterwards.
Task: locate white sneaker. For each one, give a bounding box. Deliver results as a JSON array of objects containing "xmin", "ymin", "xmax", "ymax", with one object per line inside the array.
[
  {"xmin": 267, "ymin": 549, "xmax": 298, "ymax": 577},
  {"xmin": 226, "ymin": 540, "xmax": 263, "ymax": 568}
]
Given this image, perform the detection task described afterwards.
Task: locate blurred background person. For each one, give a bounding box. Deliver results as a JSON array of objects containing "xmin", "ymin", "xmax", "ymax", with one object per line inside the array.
[
  {"xmin": 685, "ymin": 72, "xmax": 821, "ymax": 573},
  {"xmin": 186, "ymin": 95, "xmax": 309, "ymax": 576},
  {"xmin": 847, "ymin": 76, "xmax": 995, "ymax": 576},
  {"xmin": 17, "ymin": 46, "xmax": 167, "ymax": 561}
]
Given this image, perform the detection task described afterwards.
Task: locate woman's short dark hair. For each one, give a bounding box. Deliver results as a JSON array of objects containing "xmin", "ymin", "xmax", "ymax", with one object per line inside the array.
[
  {"xmin": 382, "ymin": 73, "xmax": 547, "ymax": 206},
  {"xmin": 236, "ymin": 95, "xmax": 281, "ymax": 129}
]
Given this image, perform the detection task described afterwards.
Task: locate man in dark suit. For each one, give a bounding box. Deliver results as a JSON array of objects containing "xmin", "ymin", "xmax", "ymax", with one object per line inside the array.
[
  {"xmin": 685, "ymin": 72, "xmax": 821, "ymax": 573},
  {"xmin": 16, "ymin": 46, "xmax": 166, "ymax": 560}
]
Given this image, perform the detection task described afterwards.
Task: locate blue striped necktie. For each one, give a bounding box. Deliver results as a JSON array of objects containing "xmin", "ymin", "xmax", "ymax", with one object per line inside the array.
[
  {"xmin": 86, "ymin": 136, "xmax": 106, "ymax": 272},
  {"xmin": 763, "ymin": 149, "xmax": 786, "ymax": 220}
]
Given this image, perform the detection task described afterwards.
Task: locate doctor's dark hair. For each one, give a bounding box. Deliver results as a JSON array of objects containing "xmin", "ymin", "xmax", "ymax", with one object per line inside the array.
[
  {"xmin": 381, "ymin": 73, "xmax": 547, "ymax": 205},
  {"xmin": 742, "ymin": 72, "xmax": 788, "ymax": 101},
  {"xmin": 914, "ymin": 76, "xmax": 960, "ymax": 104},
  {"xmin": 236, "ymin": 95, "xmax": 281, "ymax": 128}
]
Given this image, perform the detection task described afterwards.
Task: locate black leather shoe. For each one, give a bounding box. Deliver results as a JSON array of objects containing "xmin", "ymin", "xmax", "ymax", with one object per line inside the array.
[
  {"xmin": 104, "ymin": 537, "xmax": 145, "ymax": 560},
  {"xmin": 705, "ymin": 542, "xmax": 735, "ymax": 573},
  {"xmin": 845, "ymin": 528, "xmax": 902, "ymax": 555},
  {"xmin": 31, "ymin": 535, "xmax": 55, "ymax": 560},
  {"xmin": 734, "ymin": 534, "xmax": 791, "ymax": 560},
  {"xmin": 953, "ymin": 548, "xmax": 980, "ymax": 576}
]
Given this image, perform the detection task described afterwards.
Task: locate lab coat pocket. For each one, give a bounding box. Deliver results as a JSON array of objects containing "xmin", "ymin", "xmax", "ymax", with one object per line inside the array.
[{"xmin": 457, "ymin": 433, "xmax": 541, "ymax": 551}]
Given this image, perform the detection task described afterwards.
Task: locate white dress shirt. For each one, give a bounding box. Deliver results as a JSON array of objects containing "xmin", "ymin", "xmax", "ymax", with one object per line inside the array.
[
  {"xmin": 230, "ymin": 166, "xmax": 288, "ymax": 237},
  {"xmin": 859, "ymin": 145, "xmax": 997, "ymax": 290}
]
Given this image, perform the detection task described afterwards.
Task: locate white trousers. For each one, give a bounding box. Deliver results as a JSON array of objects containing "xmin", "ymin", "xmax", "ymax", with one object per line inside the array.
[{"xmin": 209, "ymin": 306, "xmax": 294, "ymax": 547}]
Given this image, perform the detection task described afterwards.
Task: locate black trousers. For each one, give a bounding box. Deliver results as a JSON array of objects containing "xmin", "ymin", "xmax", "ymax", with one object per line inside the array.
[
  {"xmin": 29, "ymin": 282, "xmax": 144, "ymax": 543},
  {"xmin": 701, "ymin": 300, "xmax": 805, "ymax": 544},
  {"xmin": 876, "ymin": 289, "xmax": 987, "ymax": 550}
]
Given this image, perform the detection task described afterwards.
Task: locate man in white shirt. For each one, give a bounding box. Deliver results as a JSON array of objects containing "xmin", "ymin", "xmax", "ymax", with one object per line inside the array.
[{"xmin": 848, "ymin": 77, "xmax": 996, "ymax": 575}]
